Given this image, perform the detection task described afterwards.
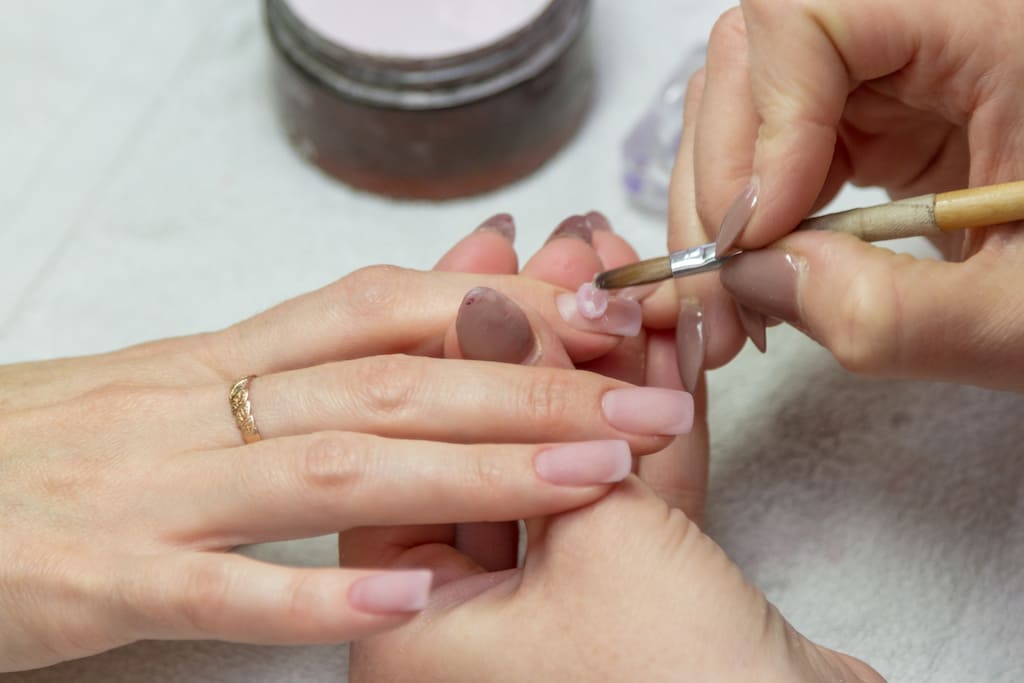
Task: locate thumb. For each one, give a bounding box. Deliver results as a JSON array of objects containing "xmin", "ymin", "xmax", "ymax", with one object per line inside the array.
[{"xmin": 720, "ymin": 230, "xmax": 1022, "ymax": 389}]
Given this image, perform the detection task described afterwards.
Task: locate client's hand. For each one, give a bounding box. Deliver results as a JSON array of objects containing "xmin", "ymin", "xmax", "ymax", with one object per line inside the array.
[
  {"xmin": 345, "ymin": 476, "xmax": 884, "ymax": 683},
  {"xmin": 0, "ymin": 217, "xmax": 691, "ymax": 672},
  {"xmin": 346, "ymin": 216, "xmax": 880, "ymax": 682},
  {"xmin": 344, "ymin": 213, "xmax": 732, "ymax": 680}
]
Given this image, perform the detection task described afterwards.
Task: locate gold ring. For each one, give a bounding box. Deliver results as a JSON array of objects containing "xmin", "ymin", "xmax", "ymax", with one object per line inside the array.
[{"xmin": 229, "ymin": 376, "xmax": 262, "ymax": 444}]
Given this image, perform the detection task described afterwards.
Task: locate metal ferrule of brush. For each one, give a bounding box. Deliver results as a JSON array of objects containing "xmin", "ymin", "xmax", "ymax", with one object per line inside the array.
[{"xmin": 669, "ymin": 242, "xmax": 730, "ymax": 277}]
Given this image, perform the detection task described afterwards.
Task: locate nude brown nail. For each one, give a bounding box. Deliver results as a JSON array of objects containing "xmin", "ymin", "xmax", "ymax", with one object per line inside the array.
[
  {"xmin": 474, "ymin": 213, "xmax": 515, "ymax": 242},
  {"xmin": 584, "ymin": 211, "xmax": 613, "ymax": 232},
  {"xmin": 456, "ymin": 287, "xmax": 536, "ymax": 364},
  {"xmin": 675, "ymin": 299, "xmax": 704, "ymax": 393},
  {"xmin": 715, "ymin": 177, "xmax": 759, "ymax": 255},
  {"xmin": 736, "ymin": 303, "xmax": 767, "ymax": 353},
  {"xmin": 545, "ymin": 215, "xmax": 593, "ymax": 245},
  {"xmin": 720, "ymin": 250, "xmax": 801, "ymax": 325}
]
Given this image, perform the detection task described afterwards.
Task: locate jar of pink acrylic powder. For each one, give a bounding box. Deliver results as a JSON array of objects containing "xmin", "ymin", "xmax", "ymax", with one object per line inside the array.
[{"xmin": 264, "ymin": 0, "xmax": 593, "ymax": 199}]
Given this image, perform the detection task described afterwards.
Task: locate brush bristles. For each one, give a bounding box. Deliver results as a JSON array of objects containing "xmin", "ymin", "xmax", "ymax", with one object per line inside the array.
[{"xmin": 593, "ymin": 256, "xmax": 673, "ymax": 289}]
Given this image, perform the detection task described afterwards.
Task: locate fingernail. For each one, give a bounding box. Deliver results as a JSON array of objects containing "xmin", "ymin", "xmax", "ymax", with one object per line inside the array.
[
  {"xmin": 584, "ymin": 210, "xmax": 613, "ymax": 232},
  {"xmin": 349, "ymin": 570, "xmax": 433, "ymax": 614},
  {"xmin": 457, "ymin": 287, "xmax": 536, "ymax": 364},
  {"xmin": 545, "ymin": 215, "xmax": 593, "ymax": 245},
  {"xmin": 715, "ymin": 177, "xmax": 759, "ymax": 255},
  {"xmin": 736, "ymin": 303, "xmax": 767, "ymax": 353},
  {"xmin": 675, "ymin": 299, "xmax": 704, "ymax": 393},
  {"xmin": 474, "ymin": 213, "xmax": 515, "ymax": 242},
  {"xmin": 720, "ymin": 250, "xmax": 801, "ymax": 325},
  {"xmin": 575, "ymin": 282, "xmax": 608, "ymax": 319},
  {"xmin": 556, "ymin": 291, "xmax": 642, "ymax": 336},
  {"xmin": 601, "ymin": 387, "xmax": 694, "ymax": 435},
  {"xmin": 534, "ymin": 440, "xmax": 632, "ymax": 486},
  {"xmin": 618, "ymin": 283, "xmax": 660, "ymax": 301}
]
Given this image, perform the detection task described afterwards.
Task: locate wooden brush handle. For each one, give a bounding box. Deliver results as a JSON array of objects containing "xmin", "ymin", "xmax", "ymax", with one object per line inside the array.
[
  {"xmin": 797, "ymin": 179, "xmax": 1024, "ymax": 242},
  {"xmin": 935, "ymin": 180, "xmax": 1024, "ymax": 230}
]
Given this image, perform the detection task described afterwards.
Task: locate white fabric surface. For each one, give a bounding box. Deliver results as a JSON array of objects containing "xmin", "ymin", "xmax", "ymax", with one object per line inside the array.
[{"xmin": 1, "ymin": 1, "xmax": 1022, "ymax": 681}]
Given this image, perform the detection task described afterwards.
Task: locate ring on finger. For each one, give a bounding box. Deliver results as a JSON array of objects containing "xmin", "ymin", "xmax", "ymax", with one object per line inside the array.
[{"xmin": 229, "ymin": 375, "xmax": 262, "ymax": 444}]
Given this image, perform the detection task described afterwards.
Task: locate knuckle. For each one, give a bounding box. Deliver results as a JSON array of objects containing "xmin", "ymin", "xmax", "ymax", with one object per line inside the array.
[
  {"xmin": 176, "ymin": 562, "xmax": 233, "ymax": 636},
  {"xmin": 348, "ymin": 355, "xmax": 420, "ymax": 421},
  {"xmin": 519, "ymin": 369, "xmax": 575, "ymax": 433},
  {"xmin": 298, "ymin": 432, "xmax": 365, "ymax": 497},
  {"xmin": 339, "ymin": 265, "xmax": 407, "ymax": 317},
  {"xmin": 829, "ymin": 261, "xmax": 905, "ymax": 374},
  {"xmin": 283, "ymin": 571, "xmax": 322, "ymax": 624},
  {"xmin": 468, "ymin": 452, "xmax": 509, "ymax": 494}
]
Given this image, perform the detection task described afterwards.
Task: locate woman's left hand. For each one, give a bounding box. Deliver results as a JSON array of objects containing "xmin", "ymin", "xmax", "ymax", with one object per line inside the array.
[{"xmin": 0, "ymin": 215, "xmax": 691, "ymax": 671}]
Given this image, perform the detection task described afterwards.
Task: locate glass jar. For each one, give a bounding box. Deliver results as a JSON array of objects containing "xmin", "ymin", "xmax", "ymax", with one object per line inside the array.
[{"xmin": 264, "ymin": 0, "xmax": 593, "ymax": 199}]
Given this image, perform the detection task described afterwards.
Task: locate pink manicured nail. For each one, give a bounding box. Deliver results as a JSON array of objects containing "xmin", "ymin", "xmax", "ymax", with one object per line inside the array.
[
  {"xmin": 556, "ymin": 291, "xmax": 641, "ymax": 336},
  {"xmin": 534, "ymin": 440, "xmax": 632, "ymax": 486},
  {"xmin": 348, "ymin": 570, "xmax": 433, "ymax": 614},
  {"xmin": 601, "ymin": 387, "xmax": 694, "ymax": 435},
  {"xmin": 715, "ymin": 177, "xmax": 759, "ymax": 255}
]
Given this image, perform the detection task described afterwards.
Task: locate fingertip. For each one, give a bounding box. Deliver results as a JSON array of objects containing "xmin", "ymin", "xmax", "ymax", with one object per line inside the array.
[
  {"xmin": 522, "ymin": 216, "xmax": 603, "ymax": 287},
  {"xmin": 434, "ymin": 215, "xmax": 519, "ymax": 274},
  {"xmin": 586, "ymin": 211, "xmax": 642, "ymax": 269}
]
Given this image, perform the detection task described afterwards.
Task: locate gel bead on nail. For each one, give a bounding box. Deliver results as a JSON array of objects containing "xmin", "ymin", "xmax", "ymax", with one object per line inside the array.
[
  {"xmin": 556, "ymin": 289, "xmax": 642, "ymax": 336},
  {"xmin": 576, "ymin": 282, "xmax": 609, "ymax": 319}
]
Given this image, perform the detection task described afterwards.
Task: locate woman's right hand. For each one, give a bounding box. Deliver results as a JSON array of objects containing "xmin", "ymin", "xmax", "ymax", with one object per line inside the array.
[
  {"xmin": 669, "ymin": 0, "xmax": 1024, "ymax": 390},
  {"xmin": 0, "ymin": 223, "xmax": 692, "ymax": 672}
]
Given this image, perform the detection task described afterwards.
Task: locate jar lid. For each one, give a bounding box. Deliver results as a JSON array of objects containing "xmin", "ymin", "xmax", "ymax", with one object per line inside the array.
[
  {"xmin": 266, "ymin": 0, "xmax": 589, "ymax": 109},
  {"xmin": 283, "ymin": 0, "xmax": 552, "ymax": 60}
]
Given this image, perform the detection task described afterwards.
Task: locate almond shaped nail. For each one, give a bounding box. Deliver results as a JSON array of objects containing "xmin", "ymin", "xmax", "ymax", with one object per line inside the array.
[
  {"xmin": 715, "ymin": 177, "xmax": 759, "ymax": 255},
  {"xmin": 736, "ymin": 303, "xmax": 767, "ymax": 353},
  {"xmin": 457, "ymin": 287, "xmax": 536, "ymax": 364},
  {"xmin": 675, "ymin": 299, "xmax": 704, "ymax": 393},
  {"xmin": 474, "ymin": 213, "xmax": 515, "ymax": 242},
  {"xmin": 546, "ymin": 215, "xmax": 593, "ymax": 245},
  {"xmin": 720, "ymin": 250, "xmax": 801, "ymax": 325},
  {"xmin": 584, "ymin": 211, "xmax": 613, "ymax": 232}
]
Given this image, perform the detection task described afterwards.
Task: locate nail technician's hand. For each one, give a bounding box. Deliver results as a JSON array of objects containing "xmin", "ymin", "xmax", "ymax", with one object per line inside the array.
[
  {"xmin": 0, "ymin": 234, "xmax": 677, "ymax": 672},
  {"xmin": 671, "ymin": 0, "xmax": 1024, "ymax": 390},
  {"xmin": 345, "ymin": 476, "xmax": 885, "ymax": 683}
]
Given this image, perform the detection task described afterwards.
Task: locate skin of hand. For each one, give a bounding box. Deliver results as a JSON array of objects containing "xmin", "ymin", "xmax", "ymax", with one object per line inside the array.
[
  {"xmin": 666, "ymin": 0, "xmax": 1024, "ymax": 390},
  {"xmin": 346, "ymin": 479, "xmax": 885, "ymax": 683},
  {"xmin": 0, "ymin": 218, "xmax": 695, "ymax": 672},
  {"xmin": 344, "ymin": 219, "xmax": 883, "ymax": 682},
  {"xmin": 342, "ymin": 212, "xmax": 706, "ymax": 580}
]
